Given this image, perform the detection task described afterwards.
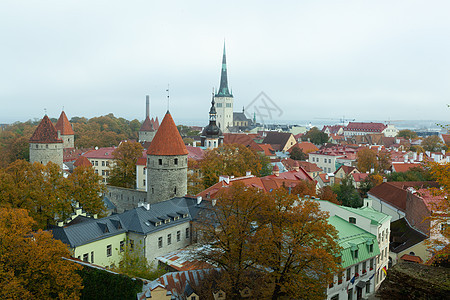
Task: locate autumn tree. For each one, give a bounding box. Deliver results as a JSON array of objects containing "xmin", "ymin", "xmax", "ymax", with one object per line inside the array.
[
  {"xmin": 397, "ymin": 129, "xmax": 418, "ymax": 139},
  {"xmin": 68, "ymin": 165, "xmax": 107, "ymax": 217},
  {"xmin": 187, "ymin": 159, "xmax": 205, "ymax": 195},
  {"xmin": 108, "ymin": 141, "xmax": 144, "ymax": 189},
  {"xmin": 301, "ymin": 127, "xmax": 329, "ymax": 145},
  {"xmin": 356, "ymin": 147, "xmax": 377, "ymax": 173},
  {"xmin": 317, "ymin": 185, "xmax": 340, "ymax": 204},
  {"xmin": 291, "ymin": 180, "xmax": 317, "ymax": 197},
  {"xmin": 195, "ymin": 184, "xmax": 342, "ymax": 299},
  {"xmin": 0, "ymin": 160, "xmax": 106, "ymax": 229},
  {"xmin": 290, "ymin": 146, "xmax": 308, "ymax": 161},
  {"xmin": 358, "ymin": 174, "xmax": 383, "ymax": 198},
  {"xmin": 332, "ymin": 175, "xmax": 362, "ymax": 208},
  {"xmin": 199, "ymin": 144, "xmax": 271, "ymax": 188},
  {"xmin": 421, "ymin": 135, "xmax": 445, "ymax": 152},
  {"xmin": 386, "ymin": 165, "xmax": 432, "ymax": 182},
  {"xmin": 0, "ymin": 208, "xmax": 83, "ymax": 299}
]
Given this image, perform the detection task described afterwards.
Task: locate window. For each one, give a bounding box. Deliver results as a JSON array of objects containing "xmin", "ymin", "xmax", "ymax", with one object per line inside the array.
[
  {"xmin": 102, "ymin": 161, "xmax": 105, "ymax": 166},
  {"xmin": 120, "ymin": 241, "xmax": 125, "ymax": 252},
  {"xmin": 174, "ymin": 158, "xmax": 178, "ymax": 165},
  {"xmin": 338, "ymin": 273, "xmax": 343, "ymax": 284},
  {"xmin": 346, "ymin": 268, "xmax": 351, "ymax": 281},
  {"xmin": 106, "ymin": 161, "xmax": 109, "ymax": 166},
  {"xmin": 362, "ymin": 261, "xmax": 366, "ymax": 273},
  {"xmin": 216, "ymin": 103, "xmax": 222, "ymax": 108},
  {"xmin": 366, "ymin": 281, "xmax": 370, "ymax": 293},
  {"xmin": 95, "ymin": 161, "xmax": 98, "ymax": 166},
  {"xmin": 158, "ymin": 159, "xmax": 162, "ymax": 165},
  {"xmin": 349, "ymin": 217, "xmax": 356, "ymax": 224},
  {"xmin": 167, "ymin": 234, "xmax": 172, "ymax": 245},
  {"xmin": 191, "ymin": 296, "xmax": 196, "ymax": 300},
  {"xmin": 143, "ymin": 179, "xmax": 146, "ymax": 186},
  {"xmin": 102, "ymin": 170, "xmax": 105, "ymax": 176},
  {"xmin": 177, "ymin": 230, "xmax": 181, "ymax": 242},
  {"xmin": 83, "ymin": 253, "xmax": 89, "ymax": 262},
  {"xmin": 331, "ymin": 295, "xmax": 339, "ymax": 300},
  {"xmin": 348, "ymin": 288, "xmax": 353, "ymax": 300},
  {"xmin": 158, "ymin": 237, "xmax": 163, "ymax": 248},
  {"xmin": 186, "ymin": 227, "xmax": 190, "ymax": 239},
  {"xmin": 226, "ymin": 103, "xmax": 231, "ymax": 107},
  {"xmin": 174, "ymin": 187, "xmax": 177, "ymax": 194},
  {"xmin": 106, "ymin": 245, "xmax": 112, "ymax": 257},
  {"xmin": 370, "ymin": 259, "xmax": 374, "ymax": 270},
  {"xmin": 95, "ymin": 170, "xmax": 98, "ymax": 174},
  {"xmin": 369, "ymin": 244, "xmax": 373, "ymax": 253},
  {"xmin": 91, "ymin": 251, "xmax": 94, "ymax": 263},
  {"xmin": 354, "ymin": 264, "xmax": 359, "ymax": 276}
]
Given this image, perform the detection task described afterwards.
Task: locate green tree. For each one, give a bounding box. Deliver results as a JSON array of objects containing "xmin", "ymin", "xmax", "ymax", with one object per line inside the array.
[
  {"xmin": 289, "ymin": 146, "xmax": 308, "ymax": 161},
  {"xmin": 108, "ymin": 141, "xmax": 144, "ymax": 189},
  {"xmin": 386, "ymin": 166, "xmax": 432, "ymax": 182},
  {"xmin": 68, "ymin": 165, "xmax": 107, "ymax": 217},
  {"xmin": 332, "ymin": 175, "xmax": 362, "ymax": 207},
  {"xmin": 199, "ymin": 144, "xmax": 271, "ymax": 188},
  {"xmin": 422, "ymin": 135, "xmax": 445, "ymax": 152},
  {"xmin": 0, "ymin": 208, "xmax": 83, "ymax": 299},
  {"xmin": 397, "ymin": 129, "xmax": 418, "ymax": 139},
  {"xmin": 301, "ymin": 127, "xmax": 329, "ymax": 145},
  {"xmin": 113, "ymin": 239, "xmax": 166, "ymax": 280}
]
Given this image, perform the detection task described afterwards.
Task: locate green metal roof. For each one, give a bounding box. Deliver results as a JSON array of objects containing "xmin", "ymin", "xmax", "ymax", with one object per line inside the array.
[
  {"xmin": 328, "ymin": 216, "xmax": 380, "ymax": 268},
  {"xmin": 341, "ymin": 206, "xmax": 391, "ymax": 225}
]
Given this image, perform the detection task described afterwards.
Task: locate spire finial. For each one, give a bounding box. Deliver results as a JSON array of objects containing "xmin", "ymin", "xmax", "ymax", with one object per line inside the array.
[
  {"xmin": 44, "ymin": 108, "xmax": 47, "ymax": 116},
  {"xmin": 216, "ymin": 42, "xmax": 232, "ymax": 97}
]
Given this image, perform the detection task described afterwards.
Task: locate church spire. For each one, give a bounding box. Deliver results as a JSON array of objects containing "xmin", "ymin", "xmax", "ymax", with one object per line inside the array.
[{"xmin": 216, "ymin": 42, "xmax": 232, "ymax": 97}]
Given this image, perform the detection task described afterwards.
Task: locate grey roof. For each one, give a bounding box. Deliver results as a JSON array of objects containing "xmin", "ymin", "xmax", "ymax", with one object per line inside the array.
[
  {"xmin": 233, "ymin": 112, "xmax": 250, "ymax": 122},
  {"xmin": 390, "ymin": 218, "xmax": 428, "ymax": 253},
  {"xmin": 51, "ymin": 197, "xmax": 208, "ymax": 248}
]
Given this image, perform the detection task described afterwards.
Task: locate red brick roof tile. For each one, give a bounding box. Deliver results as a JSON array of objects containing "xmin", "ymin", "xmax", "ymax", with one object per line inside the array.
[
  {"xmin": 55, "ymin": 111, "xmax": 74, "ymax": 135},
  {"xmin": 147, "ymin": 112, "xmax": 188, "ymax": 156},
  {"xmin": 73, "ymin": 156, "xmax": 92, "ymax": 167},
  {"xmin": 29, "ymin": 115, "xmax": 63, "ymax": 144}
]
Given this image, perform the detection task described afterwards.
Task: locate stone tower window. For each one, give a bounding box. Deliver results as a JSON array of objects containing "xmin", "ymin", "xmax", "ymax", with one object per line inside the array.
[
  {"xmin": 46, "ymin": 145, "xmax": 48, "ymax": 149},
  {"xmin": 174, "ymin": 158, "xmax": 178, "ymax": 165},
  {"xmin": 152, "ymin": 188, "xmax": 154, "ymax": 194},
  {"xmin": 174, "ymin": 187, "xmax": 177, "ymax": 194},
  {"xmin": 159, "ymin": 159, "xmax": 162, "ymax": 165}
]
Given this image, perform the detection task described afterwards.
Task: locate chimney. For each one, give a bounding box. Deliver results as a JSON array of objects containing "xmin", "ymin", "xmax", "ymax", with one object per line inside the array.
[
  {"xmin": 57, "ymin": 130, "xmax": 61, "ymax": 139},
  {"xmin": 413, "ymin": 152, "xmax": 417, "ymax": 160},
  {"xmin": 404, "ymin": 155, "xmax": 408, "ymax": 163},
  {"xmin": 197, "ymin": 196, "xmax": 202, "ymax": 205},
  {"xmin": 212, "ymin": 199, "xmax": 217, "ymax": 207},
  {"xmin": 325, "ymin": 174, "xmax": 329, "ymax": 180},
  {"xmin": 246, "ymin": 170, "xmax": 251, "ymax": 176},
  {"xmin": 219, "ymin": 175, "xmax": 230, "ymax": 184},
  {"xmin": 419, "ymin": 153, "xmax": 423, "ymax": 161},
  {"xmin": 146, "ymin": 95, "xmax": 150, "ymax": 118},
  {"xmin": 442, "ymin": 149, "xmax": 446, "ymax": 155},
  {"xmin": 293, "ymin": 160, "xmax": 299, "ymax": 171}
]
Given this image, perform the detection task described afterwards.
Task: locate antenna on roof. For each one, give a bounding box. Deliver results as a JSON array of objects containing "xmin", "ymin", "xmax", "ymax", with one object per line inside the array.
[{"xmin": 166, "ymin": 84, "xmax": 170, "ymax": 111}]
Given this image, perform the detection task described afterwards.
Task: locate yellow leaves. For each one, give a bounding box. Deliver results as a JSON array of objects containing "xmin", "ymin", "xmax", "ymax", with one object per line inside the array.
[{"xmin": 108, "ymin": 141, "xmax": 143, "ymax": 188}]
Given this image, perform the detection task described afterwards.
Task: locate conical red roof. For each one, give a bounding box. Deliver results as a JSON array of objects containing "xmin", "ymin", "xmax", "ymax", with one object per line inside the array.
[
  {"xmin": 147, "ymin": 112, "xmax": 188, "ymax": 156},
  {"xmin": 55, "ymin": 111, "xmax": 74, "ymax": 135},
  {"xmin": 29, "ymin": 115, "xmax": 63, "ymax": 144},
  {"xmin": 139, "ymin": 116, "xmax": 154, "ymax": 131}
]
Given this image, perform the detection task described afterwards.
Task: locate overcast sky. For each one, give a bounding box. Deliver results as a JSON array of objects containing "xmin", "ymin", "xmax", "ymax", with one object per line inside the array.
[{"xmin": 1, "ymin": 0, "xmax": 449, "ymax": 125}]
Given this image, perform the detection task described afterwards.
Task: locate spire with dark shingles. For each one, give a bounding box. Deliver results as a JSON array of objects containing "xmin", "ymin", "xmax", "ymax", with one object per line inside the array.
[{"xmin": 216, "ymin": 42, "xmax": 232, "ymax": 97}]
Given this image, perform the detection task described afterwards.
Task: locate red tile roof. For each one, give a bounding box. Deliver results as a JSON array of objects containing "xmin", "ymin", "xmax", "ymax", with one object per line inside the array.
[
  {"xmin": 258, "ymin": 143, "xmax": 275, "ymax": 156},
  {"xmin": 55, "ymin": 111, "xmax": 74, "ymax": 135},
  {"xmin": 197, "ymin": 168, "xmax": 313, "ymax": 199},
  {"xmin": 352, "ymin": 173, "xmax": 368, "ymax": 182},
  {"xmin": 441, "ymin": 134, "xmax": 450, "ymax": 145},
  {"xmin": 147, "ymin": 112, "xmax": 188, "ymax": 156},
  {"xmin": 400, "ymin": 254, "xmax": 423, "ymax": 264},
  {"xmin": 416, "ymin": 188, "xmax": 446, "ymax": 212},
  {"xmin": 287, "ymin": 142, "xmax": 319, "ymax": 154},
  {"xmin": 392, "ymin": 163, "xmax": 421, "ymax": 173},
  {"xmin": 335, "ymin": 165, "xmax": 357, "ymax": 175},
  {"xmin": 139, "ymin": 116, "xmax": 154, "ymax": 131},
  {"xmin": 29, "ymin": 115, "xmax": 63, "ymax": 144},
  {"xmin": 344, "ymin": 122, "xmax": 387, "ymax": 132},
  {"xmin": 83, "ymin": 147, "xmax": 116, "ymax": 159},
  {"xmin": 186, "ymin": 146, "xmax": 205, "ymax": 161},
  {"xmin": 297, "ymin": 161, "xmax": 322, "ymax": 172},
  {"xmin": 73, "ymin": 156, "xmax": 92, "ymax": 167}
]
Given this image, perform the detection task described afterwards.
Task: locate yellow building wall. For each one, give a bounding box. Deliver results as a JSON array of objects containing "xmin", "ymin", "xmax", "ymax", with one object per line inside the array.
[{"xmin": 73, "ymin": 233, "xmax": 126, "ymax": 268}]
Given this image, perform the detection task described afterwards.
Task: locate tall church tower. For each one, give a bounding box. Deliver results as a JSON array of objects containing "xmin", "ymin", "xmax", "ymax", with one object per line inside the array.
[
  {"xmin": 214, "ymin": 43, "xmax": 233, "ymax": 133},
  {"xmin": 146, "ymin": 111, "xmax": 188, "ymax": 204},
  {"xmin": 55, "ymin": 111, "xmax": 74, "ymax": 148},
  {"xmin": 201, "ymin": 94, "xmax": 223, "ymax": 149},
  {"xmin": 29, "ymin": 115, "xmax": 63, "ymax": 167}
]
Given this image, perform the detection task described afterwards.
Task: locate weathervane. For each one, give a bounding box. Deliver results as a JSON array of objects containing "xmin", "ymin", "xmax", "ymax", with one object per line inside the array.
[
  {"xmin": 166, "ymin": 84, "xmax": 170, "ymax": 111},
  {"xmin": 44, "ymin": 108, "xmax": 47, "ymax": 115}
]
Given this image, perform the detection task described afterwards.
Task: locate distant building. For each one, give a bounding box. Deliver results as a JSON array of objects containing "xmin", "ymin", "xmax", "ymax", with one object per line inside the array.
[
  {"xmin": 139, "ymin": 95, "xmax": 157, "ymax": 143},
  {"xmin": 82, "ymin": 147, "xmax": 116, "ymax": 183},
  {"xmin": 343, "ymin": 122, "xmax": 398, "ymax": 137},
  {"xmin": 214, "ymin": 44, "xmax": 234, "ymax": 133},
  {"xmin": 55, "ymin": 111, "xmax": 75, "ymax": 149}
]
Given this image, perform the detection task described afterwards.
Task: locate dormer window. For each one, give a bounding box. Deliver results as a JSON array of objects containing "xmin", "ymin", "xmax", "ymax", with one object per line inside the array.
[
  {"xmin": 164, "ymin": 219, "xmax": 170, "ymax": 224},
  {"xmin": 349, "ymin": 217, "xmax": 356, "ymax": 224},
  {"xmin": 174, "ymin": 216, "xmax": 180, "ymax": 221},
  {"xmin": 183, "ymin": 213, "xmax": 189, "ymax": 218}
]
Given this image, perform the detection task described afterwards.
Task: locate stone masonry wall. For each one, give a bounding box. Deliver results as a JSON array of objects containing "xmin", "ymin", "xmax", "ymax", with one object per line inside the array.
[
  {"xmin": 139, "ymin": 131, "xmax": 155, "ymax": 143},
  {"xmin": 61, "ymin": 134, "xmax": 74, "ymax": 148},
  {"xmin": 107, "ymin": 186, "xmax": 147, "ymax": 213},
  {"xmin": 29, "ymin": 143, "xmax": 63, "ymax": 167},
  {"xmin": 147, "ymin": 154, "xmax": 188, "ymax": 204}
]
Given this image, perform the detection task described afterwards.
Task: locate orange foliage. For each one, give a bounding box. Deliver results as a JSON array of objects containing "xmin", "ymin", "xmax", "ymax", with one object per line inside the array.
[{"xmin": 0, "ymin": 208, "xmax": 83, "ymax": 299}]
